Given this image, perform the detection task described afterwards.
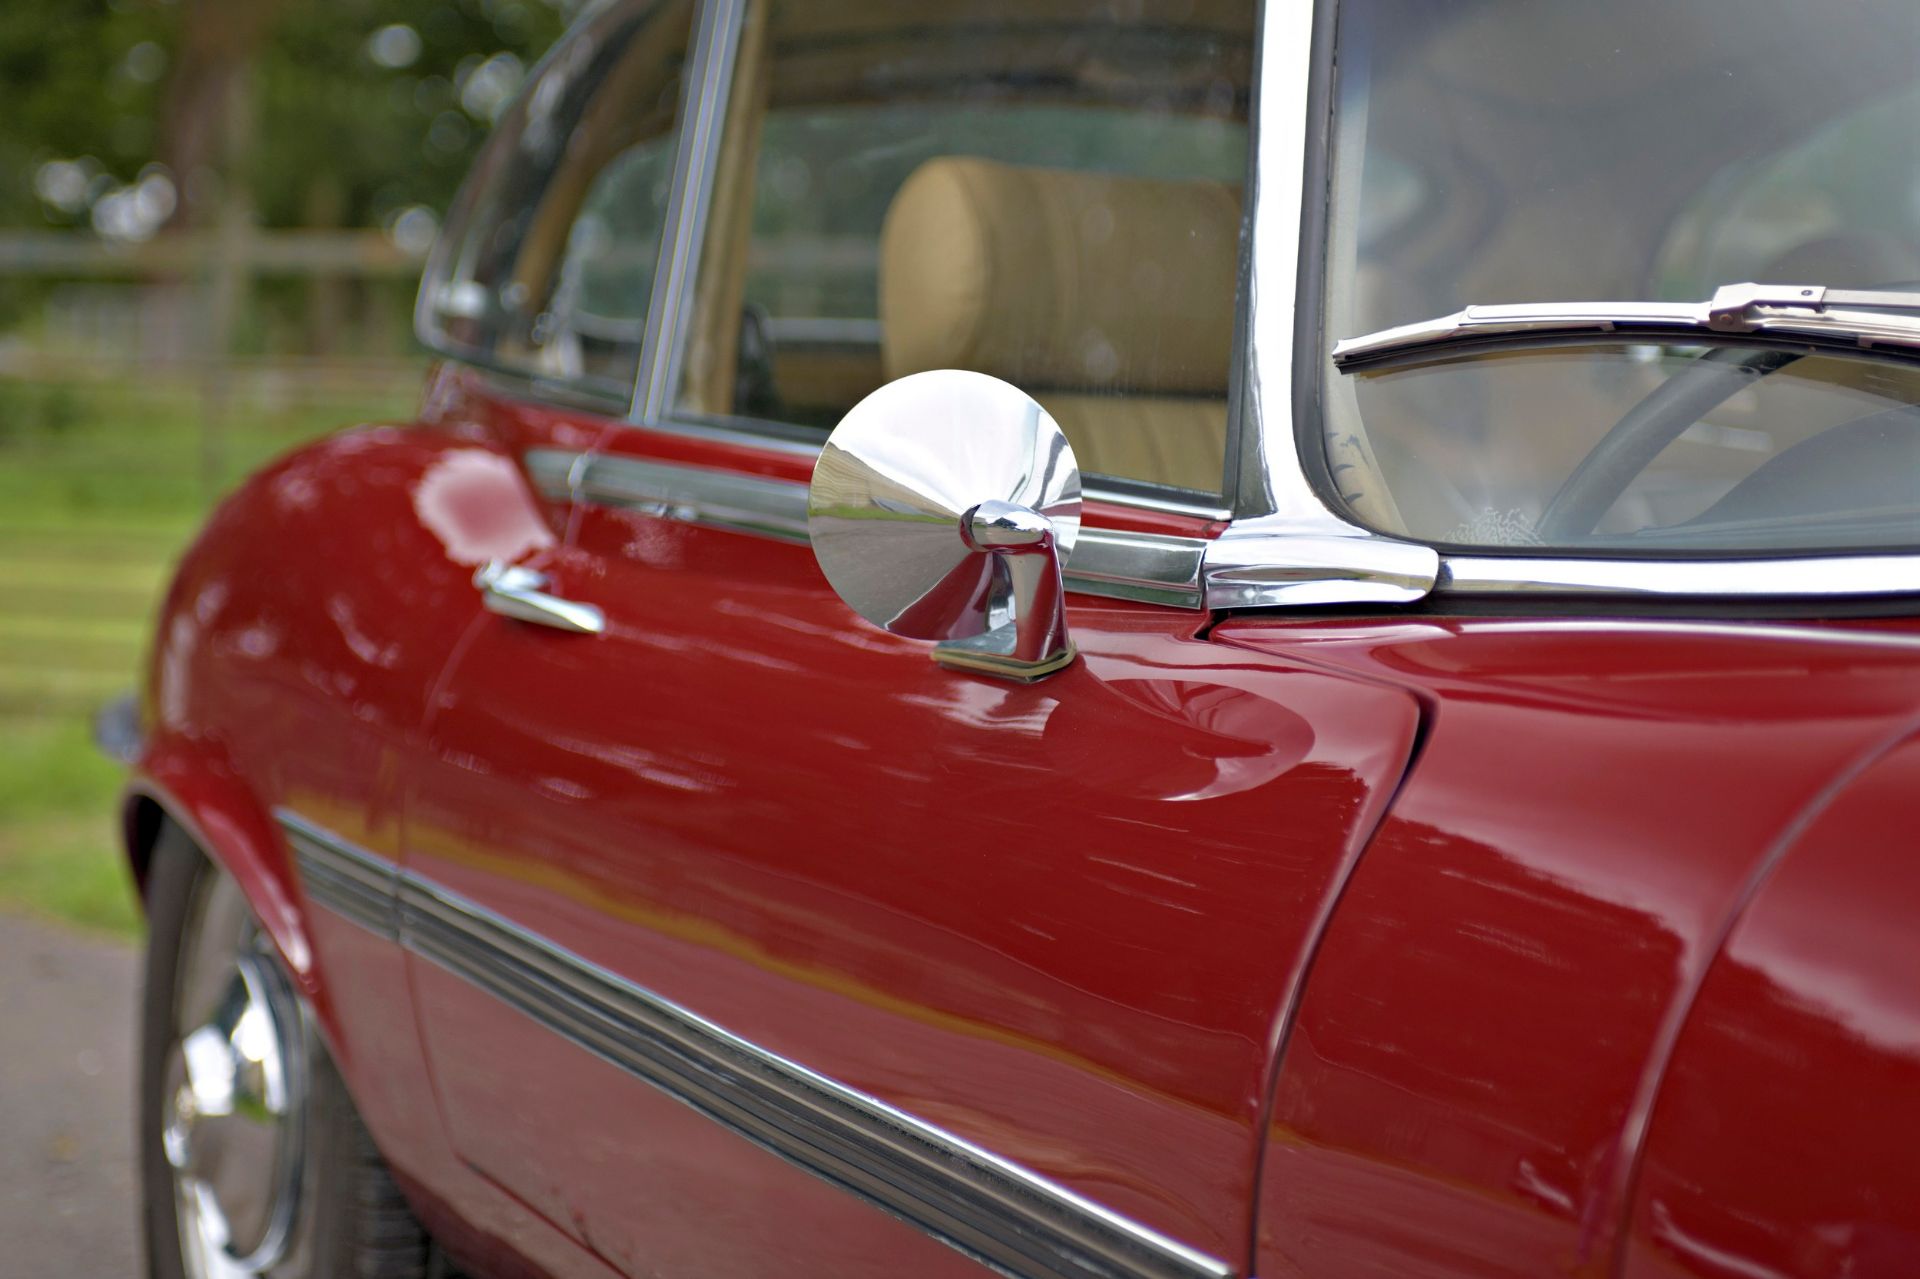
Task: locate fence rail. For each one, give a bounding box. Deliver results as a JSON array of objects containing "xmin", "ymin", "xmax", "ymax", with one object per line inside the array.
[
  {"xmin": 2, "ymin": 230, "xmax": 431, "ymax": 497},
  {"xmin": 0, "ymin": 230, "xmax": 425, "ymax": 277}
]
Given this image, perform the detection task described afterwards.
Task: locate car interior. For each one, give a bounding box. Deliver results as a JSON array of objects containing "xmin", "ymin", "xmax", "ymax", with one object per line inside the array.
[
  {"xmin": 1322, "ymin": 0, "xmax": 1920, "ymax": 549},
  {"xmin": 433, "ymin": 0, "xmax": 1919, "ymax": 545},
  {"xmin": 441, "ymin": 0, "xmax": 1255, "ymax": 499}
]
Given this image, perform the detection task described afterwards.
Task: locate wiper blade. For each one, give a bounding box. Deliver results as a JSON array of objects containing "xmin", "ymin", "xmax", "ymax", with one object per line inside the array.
[{"xmin": 1332, "ymin": 283, "xmax": 1920, "ymax": 369}]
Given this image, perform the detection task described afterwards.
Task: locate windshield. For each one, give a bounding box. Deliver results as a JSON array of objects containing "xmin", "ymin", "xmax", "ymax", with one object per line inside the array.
[{"xmin": 1319, "ymin": 0, "xmax": 1920, "ymax": 552}]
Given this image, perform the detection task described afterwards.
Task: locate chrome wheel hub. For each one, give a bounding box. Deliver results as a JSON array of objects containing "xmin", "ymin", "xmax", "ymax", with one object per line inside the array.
[{"xmin": 163, "ymin": 874, "xmax": 307, "ymax": 1278}]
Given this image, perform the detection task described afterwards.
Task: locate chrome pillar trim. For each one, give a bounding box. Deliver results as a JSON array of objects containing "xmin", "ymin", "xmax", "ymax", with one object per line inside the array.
[
  {"xmin": 1233, "ymin": 0, "xmax": 1317, "ymax": 527},
  {"xmin": 1438, "ymin": 553, "xmax": 1920, "ymax": 599},
  {"xmin": 276, "ymin": 810, "xmax": 1235, "ymax": 1279},
  {"xmin": 631, "ymin": 0, "xmax": 748, "ymax": 422},
  {"xmin": 1199, "ymin": 0, "xmax": 1442, "ymax": 608},
  {"xmin": 277, "ymin": 809, "xmax": 400, "ymax": 942}
]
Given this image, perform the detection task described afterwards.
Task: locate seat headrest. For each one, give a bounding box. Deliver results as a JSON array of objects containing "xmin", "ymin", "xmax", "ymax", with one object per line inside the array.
[{"xmin": 880, "ymin": 157, "xmax": 1242, "ymax": 395}]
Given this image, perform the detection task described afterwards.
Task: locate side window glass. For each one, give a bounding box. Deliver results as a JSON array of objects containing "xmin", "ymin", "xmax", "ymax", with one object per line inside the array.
[
  {"xmin": 670, "ymin": 2, "xmax": 1254, "ymax": 498},
  {"xmin": 418, "ymin": 0, "xmax": 693, "ymax": 403}
]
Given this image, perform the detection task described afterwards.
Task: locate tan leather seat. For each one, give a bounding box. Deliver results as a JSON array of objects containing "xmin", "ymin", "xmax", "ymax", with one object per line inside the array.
[{"xmin": 880, "ymin": 157, "xmax": 1240, "ymax": 494}]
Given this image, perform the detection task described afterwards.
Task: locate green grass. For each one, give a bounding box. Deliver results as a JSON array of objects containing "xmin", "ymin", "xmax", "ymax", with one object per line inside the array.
[
  {"xmin": 0, "ymin": 372, "xmax": 418, "ymax": 937},
  {"xmin": 0, "ymin": 721, "xmax": 141, "ymax": 936}
]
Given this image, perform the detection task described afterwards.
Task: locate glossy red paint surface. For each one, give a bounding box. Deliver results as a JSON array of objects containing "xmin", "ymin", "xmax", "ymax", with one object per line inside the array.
[
  {"xmin": 1623, "ymin": 727, "xmax": 1920, "ymax": 1278},
  {"xmin": 127, "ymin": 378, "xmax": 640, "ymax": 1279},
  {"xmin": 126, "ymin": 364, "xmax": 1920, "ymax": 1279},
  {"xmin": 1215, "ymin": 617, "xmax": 1920, "ymax": 1279},
  {"xmin": 399, "ymin": 410, "xmax": 1420, "ymax": 1277}
]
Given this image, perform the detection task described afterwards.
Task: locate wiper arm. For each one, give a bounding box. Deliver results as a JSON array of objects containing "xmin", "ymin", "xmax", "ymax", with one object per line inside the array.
[{"xmin": 1332, "ymin": 283, "xmax": 1920, "ymax": 370}]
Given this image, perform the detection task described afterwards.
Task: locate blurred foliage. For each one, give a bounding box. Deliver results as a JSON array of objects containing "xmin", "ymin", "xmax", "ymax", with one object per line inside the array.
[
  {"xmin": 248, "ymin": 0, "xmax": 572, "ymax": 230},
  {"xmin": 0, "ymin": 0, "xmax": 581, "ymax": 234},
  {"xmin": 0, "ymin": 2, "xmax": 169, "ymax": 226}
]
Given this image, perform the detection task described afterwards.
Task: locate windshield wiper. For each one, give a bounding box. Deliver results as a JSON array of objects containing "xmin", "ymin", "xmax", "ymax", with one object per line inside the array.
[{"xmin": 1332, "ymin": 283, "xmax": 1920, "ymax": 370}]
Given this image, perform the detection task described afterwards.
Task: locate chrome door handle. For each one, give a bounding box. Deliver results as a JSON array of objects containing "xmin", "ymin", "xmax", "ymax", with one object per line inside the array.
[{"xmin": 473, "ymin": 561, "xmax": 604, "ymax": 635}]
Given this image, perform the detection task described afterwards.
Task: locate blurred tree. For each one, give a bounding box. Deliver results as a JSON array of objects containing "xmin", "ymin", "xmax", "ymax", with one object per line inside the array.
[
  {"xmin": 160, "ymin": 0, "xmax": 279, "ymax": 227},
  {"xmin": 0, "ymin": 0, "xmax": 579, "ymax": 235},
  {"xmin": 246, "ymin": 0, "xmax": 572, "ymax": 234},
  {"xmin": 0, "ymin": 1, "xmax": 170, "ymax": 227}
]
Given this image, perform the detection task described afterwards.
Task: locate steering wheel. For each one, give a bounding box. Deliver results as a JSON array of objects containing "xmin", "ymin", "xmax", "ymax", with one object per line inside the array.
[
  {"xmin": 1535, "ymin": 346, "xmax": 1800, "ymax": 541},
  {"xmin": 1538, "ymin": 279, "xmax": 1920, "ymax": 541}
]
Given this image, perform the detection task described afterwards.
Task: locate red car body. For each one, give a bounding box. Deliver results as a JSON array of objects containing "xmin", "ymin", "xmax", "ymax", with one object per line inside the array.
[
  {"xmin": 121, "ymin": 362, "xmax": 1920, "ymax": 1278},
  {"xmin": 119, "ymin": 2, "xmax": 1920, "ymax": 1277}
]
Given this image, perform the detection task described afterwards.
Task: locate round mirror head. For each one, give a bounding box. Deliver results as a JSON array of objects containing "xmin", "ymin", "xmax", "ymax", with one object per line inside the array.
[{"xmin": 808, "ymin": 370, "xmax": 1081, "ymax": 642}]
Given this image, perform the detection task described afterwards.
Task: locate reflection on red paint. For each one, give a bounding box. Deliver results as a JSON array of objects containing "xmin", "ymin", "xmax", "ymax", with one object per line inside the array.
[
  {"xmin": 1623, "ymin": 730, "xmax": 1920, "ymax": 1279},
  {"xmin": 1218, "ymin": 618, "xmax": 1920, "ymax": 1279}
]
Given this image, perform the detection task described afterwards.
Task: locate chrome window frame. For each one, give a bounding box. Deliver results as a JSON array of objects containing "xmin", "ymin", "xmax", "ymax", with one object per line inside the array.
[
  {"xmin": 413, "ymin": 0, "xmax": 697, "ymax": 413},
  {"xmin": 424, "ymin": 0, "xmax": 1920, "ymax": 611},
  {"xmin": 618, "ymin": 0, "xmax": 1249, "ymax": 518}
]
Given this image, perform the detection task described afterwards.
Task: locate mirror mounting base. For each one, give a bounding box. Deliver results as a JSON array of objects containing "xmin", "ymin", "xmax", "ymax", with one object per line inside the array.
[{"xmin": 934, "ymin": 626, "xmax": 1077, "ymax": 682}]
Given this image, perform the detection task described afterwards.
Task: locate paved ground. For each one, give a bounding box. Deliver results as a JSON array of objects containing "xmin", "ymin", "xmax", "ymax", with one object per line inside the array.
[{"xmin": 0, "ymin": 910, "xmax": 141, "ymax": 1277}]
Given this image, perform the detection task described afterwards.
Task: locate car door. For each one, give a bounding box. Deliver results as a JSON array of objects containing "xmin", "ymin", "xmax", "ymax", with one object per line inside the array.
[{"xmin": 402, "ymin": 3, "xmax": 1425, "ymax": 1277}]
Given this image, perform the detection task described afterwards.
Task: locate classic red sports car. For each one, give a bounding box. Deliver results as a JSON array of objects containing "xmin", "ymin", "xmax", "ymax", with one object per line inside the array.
[{"xmin": 119, "ymin": 2, "xmax": 1920, "ymax": 1277}]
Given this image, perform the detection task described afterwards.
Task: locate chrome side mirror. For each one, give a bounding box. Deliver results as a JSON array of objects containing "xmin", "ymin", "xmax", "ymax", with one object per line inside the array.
[{"xmin": 808, "ymin": 370, "xmax": 1081, "ymax": 682}]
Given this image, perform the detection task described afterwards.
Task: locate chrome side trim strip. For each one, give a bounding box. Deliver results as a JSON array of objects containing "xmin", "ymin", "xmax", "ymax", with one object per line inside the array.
[
  {"xmin": 526, "ymin": 446, "xmax": 1920, "ymax": 607},
  {"xmin": 576, "ymin": 450, "xmax": 811, "ymax": 542},
  {"xmin": 522, "ymin": 448, "xmax": 578, "ymax": 504},
  {"xmin": 530, "ymin": 448, "xmax": 1213, "ymax": 609},
  {"xmin": 278, "ymin": 809, "xmax": 399, "ymax": 942},
  {"xmin": 275, "ymin": 810, "xmax": 1233, "ymax": 1279},
  {"xmin": 1066, "ymin": 531, "xmax": 1207, "ymax": 609}
]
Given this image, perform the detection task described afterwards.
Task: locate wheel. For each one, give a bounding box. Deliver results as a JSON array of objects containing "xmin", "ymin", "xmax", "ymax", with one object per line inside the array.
[{"xmin": 139, "ymin": 823, "xmax": 432, "ymax": 1279}]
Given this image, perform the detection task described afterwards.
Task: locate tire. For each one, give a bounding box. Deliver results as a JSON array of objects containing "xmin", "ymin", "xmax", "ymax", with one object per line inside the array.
[{"xmin": 139, "ymin": 822, "xmax": 432, "ymax": 1279}]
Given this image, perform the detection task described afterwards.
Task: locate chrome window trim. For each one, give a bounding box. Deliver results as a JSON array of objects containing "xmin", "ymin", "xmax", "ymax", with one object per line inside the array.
[
  {"xmin": 1440, "ymin": 553, "xmax": 1920, "ymax": 599},
  {"xmin": 574, "ymin": 448, "xmax": 811, "ymax": 542},
  {"xmin": 631, "ymin": 0, "xmax": 746, "ymax": 422},
  {"xmin": 414, "ymin": 0, "xmax": 699, "ymax": 403},
  {"xmin": 1064, "ymin": 531, "xmax": 1207, "ymax": 610},
  {"xmin": 446, "ymin": 0, "xmax": 1920, "ymax": 609},
  {"xmin": 1216, "ymin": 0, "xmax": 1920, "ymax": 609},
  {"xmin": 620, "ymin": 0, "xmax": 1244, "ymax": 518},
  {"xmin": 279, "ymin": 808, "xmax": 1235, "ymax": 1279},
  {"xmin": 529, "ymin": 447, "xmax": 1211, "ymax": 608},
  {"xmin": 1201, "ymin": 0, "xmax": 1443, "ymax": 610},
  {"xmin": 642, "ymin": 407, "xmax": 1237, "ymax": 521}
]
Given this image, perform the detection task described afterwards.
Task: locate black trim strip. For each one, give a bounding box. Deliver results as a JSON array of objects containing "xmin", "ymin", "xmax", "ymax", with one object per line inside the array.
[{"xmin": 274, "ymin": 809, "xmax": 1233, "ymax": 1279}]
